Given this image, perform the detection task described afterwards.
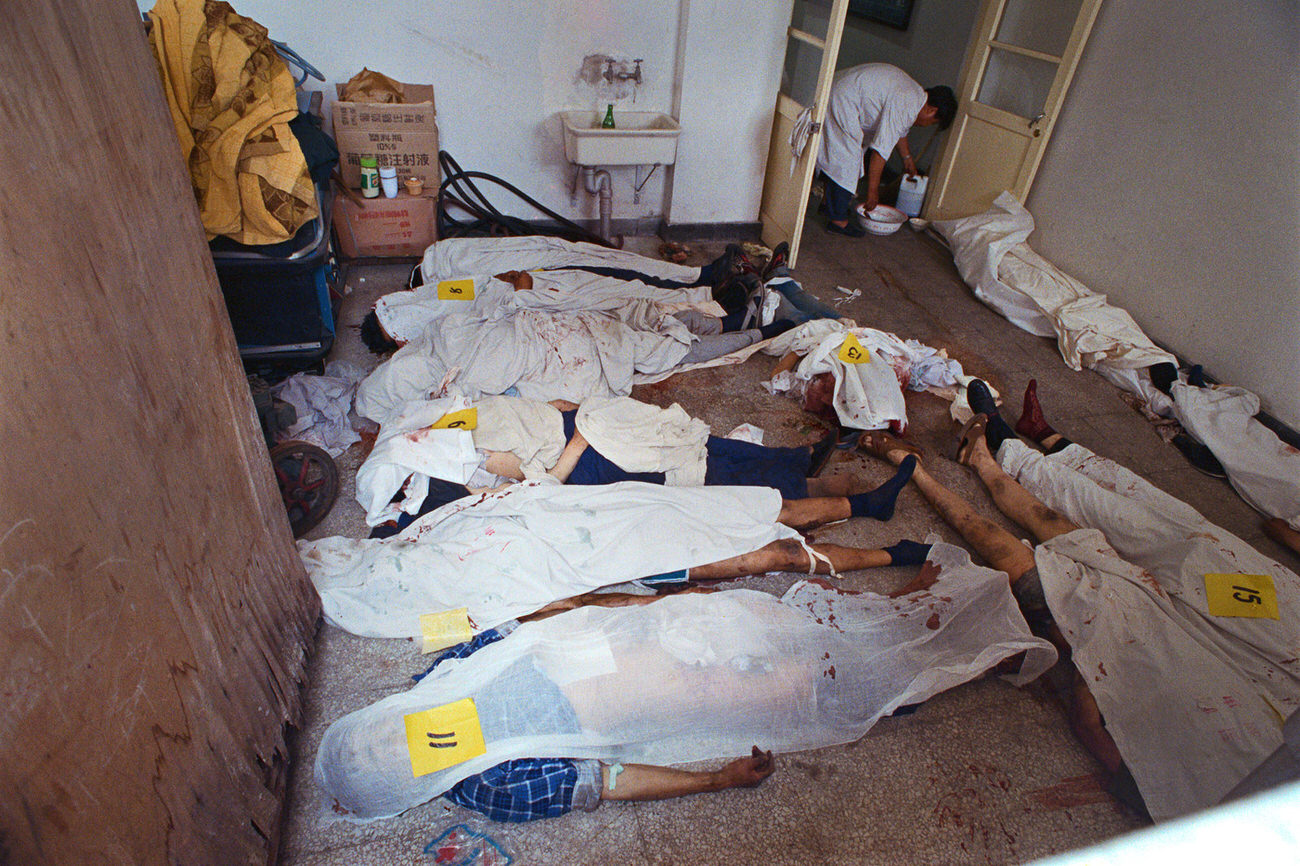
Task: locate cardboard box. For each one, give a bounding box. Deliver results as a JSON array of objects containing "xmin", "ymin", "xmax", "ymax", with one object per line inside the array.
[
  {"xmin": 332, "ymin": 191, "xmax": 438, "ymax": 258},
  {"xmin": 332, "ymin": 82, "xmax": 439, "ymax": 191}
]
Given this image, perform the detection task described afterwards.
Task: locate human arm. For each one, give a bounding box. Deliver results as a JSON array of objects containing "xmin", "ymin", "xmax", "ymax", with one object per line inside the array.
[
  {"xmin": 897, "ymin": 135, "xmax": 917, "ymax": 177},
  {"xmin": 771, "ymin": 350, "xmax": 801, "ymax": 377},
  {"xmin": 546, "ymin": 428, "xmax": 589, "ymax": 482},
  {"xmin": 864, "ymin": 150, "xmax": 886, "ymax": 211},
  {"xmin": 599, "ymin": 747, "xmax": 775, "ymax": 802}
]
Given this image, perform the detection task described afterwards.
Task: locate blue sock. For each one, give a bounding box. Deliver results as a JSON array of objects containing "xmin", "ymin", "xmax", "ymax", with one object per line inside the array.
[
  {"xmin": 848, "ymin": 456, "xmax": 916, "ymax": 520},
  {"xmin": 883, "ymin": 539, "xmax": 932, "ymax": 567}
]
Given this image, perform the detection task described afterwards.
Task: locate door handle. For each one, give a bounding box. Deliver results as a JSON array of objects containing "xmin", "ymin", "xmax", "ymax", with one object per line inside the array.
[{"xmin": 1028, "ymin": 113, "xmax": 1046, "ymax": 137}]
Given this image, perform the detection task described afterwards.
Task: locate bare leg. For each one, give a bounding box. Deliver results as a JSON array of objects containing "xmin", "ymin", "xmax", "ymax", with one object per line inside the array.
[
  {"xmin": 1263, "ymin": 517, "xmax": 1300, "ymax": 557},
  {"xmin": 806, "ymin": 475, "xmax": 856, "ymax": 497},
  {"xmin": 776, "ymin": 497, "xmax": 851, "ymax": 530},
  {"xmin": 600, "ymin": 747, "xmax": 774, "ymax": 803},
  {"xmin": 689, "ymin": 538, "xmax": 891, "ymax": 580},
  {"xmin": 962, "ymin": 434, "xmax": 1080, "ymax": 544}
]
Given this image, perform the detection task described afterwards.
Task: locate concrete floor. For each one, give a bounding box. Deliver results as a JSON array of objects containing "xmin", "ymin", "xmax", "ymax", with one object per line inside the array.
[{"xmin": 278, "ymin": 220, "xmax": 1296, "ymax": 865}]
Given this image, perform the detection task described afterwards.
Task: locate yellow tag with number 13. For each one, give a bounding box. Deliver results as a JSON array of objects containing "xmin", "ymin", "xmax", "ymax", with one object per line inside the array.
[
  {"xmin": 838, "ymin": 333, "xmax": 871, "ymax": 364},
  {"xmin": 404, "ymin": 698, "xmax": 487, "ymax": 777},
  {"xmin": 1205, "ymin": 573, "xmax": 1279, "ymax": 619},
  {"xmin": 437, "ymin": 278, "xmax": 475, "ymax": 300},
  {"xmin": 430, "ymin": 407, "xmax": 478, "ymax": 431}
]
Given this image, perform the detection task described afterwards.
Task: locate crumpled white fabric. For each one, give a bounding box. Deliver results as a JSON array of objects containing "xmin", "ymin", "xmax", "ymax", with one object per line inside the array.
[
  {"xmin": 353, "ymin": 395, "xmax": 568, "ymax": 526},
  {"xmin": 272, "ymin": 360, "xmax": 367, "ymax": 456},
  {"xmin": 355, "ymin": 301, "xmax": 695, "ymax": 422},
  {"xmin": 760, "ymin": 320, "xmax": 965, "ymax": 431},
  {"xmin": 1000, "ymin": 439, "xmax": 1300, "ymax": 821},
  {"xmin": 298, "ymin": 480, "xmax": 799, "ymax": 639},
  {"xmin": 314, "ymin": 541, "xmax": 1057, "ymax": 820},
  {"xmin": 575, "ymin": 396, "xmax": 709, "ymax": 486},
  {"xmin": 933, "ymin": 192, "xmax": 1176, "ymax": 373},
  {"xmin": 789, "ymin": 106, "xmax": 815, "ymax": 176},
  {"xmin": 418, "ymin": 235, "xmax": 703, "ymax": 286},
  {"xmin": 377, "ymin": 270, "xmax": 717, "ymax": 347},
  {"xmin": 1171, "ymin": 383, "xmax": 1300, "ymax": 531}
]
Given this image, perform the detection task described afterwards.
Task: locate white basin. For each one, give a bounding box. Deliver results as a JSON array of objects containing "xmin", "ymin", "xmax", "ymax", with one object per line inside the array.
[{"xmin": 561, "ymin": 110, "xmax": 681, "ymax": 166}]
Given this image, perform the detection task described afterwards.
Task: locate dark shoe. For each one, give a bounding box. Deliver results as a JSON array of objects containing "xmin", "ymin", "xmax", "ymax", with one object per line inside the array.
[
  {"xmin": 807, "ymin": 426, "xmax": 840, "ymax": 477},
  {"xmin": 965, "ymin": 378, "xmax": 1001, "ymax": 418},
  {"xmin": 1172, "ymin": 432, "xmax": 1227, "ymax": 478},
  {"xmin": 826, "ymin": 220, "xmax": 866, "ymax": 238},
  {"xmin": 762, "ymin": 241, "xmax": 790, "ymax": 281}
]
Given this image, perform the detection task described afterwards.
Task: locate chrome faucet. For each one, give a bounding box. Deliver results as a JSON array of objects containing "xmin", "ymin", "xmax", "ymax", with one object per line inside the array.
[{"xmin": 604, "ymin": 58, "xmax": 643, "ymax": 85}]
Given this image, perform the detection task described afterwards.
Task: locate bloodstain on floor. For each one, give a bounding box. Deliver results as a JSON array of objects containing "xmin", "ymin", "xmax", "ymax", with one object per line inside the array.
[
  {"xmin": 1026, "ymin": 773, "xmax": 1112, "ymax": 811},
  {"xmin": 926, "ymin": 612, "xmax": 941, "ymax": 630}
]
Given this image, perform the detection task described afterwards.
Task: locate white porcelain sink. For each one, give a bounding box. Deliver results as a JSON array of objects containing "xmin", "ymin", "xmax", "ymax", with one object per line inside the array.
[{"xmin": 561, "ymin": 110, "xmax": 681, "ymax": 166}]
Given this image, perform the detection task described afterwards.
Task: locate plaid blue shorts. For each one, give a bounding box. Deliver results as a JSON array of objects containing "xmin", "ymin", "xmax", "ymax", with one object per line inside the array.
[{"xmin": 422, "ymin": 623, "xmax": 603, "ymax": 822}]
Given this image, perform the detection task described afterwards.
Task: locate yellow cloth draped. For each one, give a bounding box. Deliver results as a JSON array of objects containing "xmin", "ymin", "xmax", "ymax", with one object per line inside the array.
[{"xmin": 147, "ymin": 0, "xmax": 318, "ymax": 245}]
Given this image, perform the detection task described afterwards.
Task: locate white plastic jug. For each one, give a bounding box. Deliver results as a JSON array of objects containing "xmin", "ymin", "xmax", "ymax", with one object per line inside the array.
[{"xmin": 896, "ymin": 174, "xmax": 929, "ymax": 218}]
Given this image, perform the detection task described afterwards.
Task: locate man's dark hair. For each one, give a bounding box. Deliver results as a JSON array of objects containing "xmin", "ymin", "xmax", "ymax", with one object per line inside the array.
[{"xmin": 926, "ymin": 86, "xmax": 958, "ymax": 130}]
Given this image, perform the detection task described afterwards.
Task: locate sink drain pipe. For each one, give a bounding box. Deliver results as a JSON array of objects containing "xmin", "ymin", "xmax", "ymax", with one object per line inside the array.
[{"xmin": 581, "ymin": 167, "xmax": 621, "ymax": 247}]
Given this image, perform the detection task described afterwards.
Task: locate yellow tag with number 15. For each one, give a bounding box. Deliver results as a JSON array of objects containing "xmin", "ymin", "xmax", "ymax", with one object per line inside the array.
[
  {"xmin": 430, "ymin": 407, "xmax": 478, "ymax": 431},
  {"xmin": 437, "ymin": 278, "xmax": 475, "ymax": 300},
  {"xmin": 1205, "ymin": 573, "xmax": 1279, "ymax": 619},
  {"xmin": 404, "ymin": 698, "xmax": 487, "ymax": 777},
  {"xmin": 838, "ymin": 333, "xmax": 871, "ymax": 364}
]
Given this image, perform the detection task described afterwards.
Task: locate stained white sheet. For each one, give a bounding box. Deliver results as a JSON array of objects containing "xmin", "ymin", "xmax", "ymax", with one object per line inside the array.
[
  {"xmin": 418, "ymin": 235, "xmax": 703, "ymax": 286},
  {"xmin": 934, "ymin": 193, "xmax": 1175, "ymax": 373},
  {"xmin": 1000, "ymin": 439, "xmax": 1300, "ymax": 820},
  {"xmin": 355, "ymin": 300, "xmax": 694, "ymax": 423},
  {"xmin": 575, "ymin": 396, "xmax": 709, "ymax": 486},
  {"xmin": 315, "ymin": 542, "xmax": 1056, "ymax": 820},
  {"xmin": 300, "ymin": 480, "xmax": 799, "ymax": 639},
  {"xmin": 1171, "ymin": 383, "xmax": 1300, "ymax": 532}
]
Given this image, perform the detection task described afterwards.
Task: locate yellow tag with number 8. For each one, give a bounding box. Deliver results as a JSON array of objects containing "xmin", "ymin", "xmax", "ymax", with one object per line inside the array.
[
  {"xmin": 437, "ymin": 278, "xmax": 475, "ymax": 300},
  {"xmin": 838, "ymin": 333, "xmax": 871, "ymax": 364},
  {"xmin": 1205, "ymin": 573, "xmax": 1279, "ymax": 619},
  {"xmin": 430, "ymin": 407, "xmax": 477, "ymax": 431},
  {"xmin": 404, "ymin": 698, "xmax": 487, "ymax": 777}
]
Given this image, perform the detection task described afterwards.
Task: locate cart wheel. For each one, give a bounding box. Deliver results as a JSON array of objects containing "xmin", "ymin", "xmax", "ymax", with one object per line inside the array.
[{"xmin": 269, "ymin": 441, "xmax": 339, "ymax": 537}]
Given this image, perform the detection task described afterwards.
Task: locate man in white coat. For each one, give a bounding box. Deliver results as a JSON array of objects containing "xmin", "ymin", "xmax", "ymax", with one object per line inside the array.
[{"xmin": 816, "ymin": 63, "xmax": 955, "ymax": 236}]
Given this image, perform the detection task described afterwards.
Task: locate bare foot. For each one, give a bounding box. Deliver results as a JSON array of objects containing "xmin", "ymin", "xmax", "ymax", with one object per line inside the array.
[{"xmin": 717, "ymin": 746, "xmax": 775, "ymax": 789}]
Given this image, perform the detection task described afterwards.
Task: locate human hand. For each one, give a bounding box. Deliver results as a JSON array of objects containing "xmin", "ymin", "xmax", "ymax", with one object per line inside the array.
[
  {"xmin": 902, "ymin": 156, "xmax": 917, "ymax": 177},
  {"xmin": 718, "ymin": 746, "xmax": 776, "ymax": 789},
  {"xmin": 864, "ymin": 192, "xmax": 879, "ymax": 213}
]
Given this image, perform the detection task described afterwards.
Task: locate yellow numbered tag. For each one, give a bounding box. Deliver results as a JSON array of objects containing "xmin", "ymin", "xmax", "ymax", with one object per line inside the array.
[
  {"xmin": 430, "ymin": 407, "xmax": 478, "ymax": 431},
  {"xmin": 437, "ymin": 278, "xmax": 476, "ymax": 300},
  {"xmin": 404, "ymin": 698, "xmax": 487, "ymax": 777},
  {"xmin": 837, "ymin": 333, "xmax": 871, "ymax": 364},
  {"xmin": 1205, "ymin": 573, "xmax": 1279, "ymax": 619},
  {"xmin": 420, "ymin": 608, "xmax": 475, "ymax": 654}
]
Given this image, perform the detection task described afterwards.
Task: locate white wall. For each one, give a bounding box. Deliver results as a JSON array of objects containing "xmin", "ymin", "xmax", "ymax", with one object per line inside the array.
[
  {"xmin": 1027, "ymin": 0, "xmax": 1300, "ymax": 426},
  {"xmin": 140, "ymin": 0, "xmax": 790, "ymax": 227}
]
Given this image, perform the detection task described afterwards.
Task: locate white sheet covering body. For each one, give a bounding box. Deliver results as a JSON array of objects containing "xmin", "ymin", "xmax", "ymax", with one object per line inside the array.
[
  {"xmin": 377, "ymin": 269, "xmax": 717, "ymax": 346},
  {"xmin": 353, "ymin": 395, "xmax": 715, "ymax": 524},
  {"xmin": 1171, "ymin": 383, "xmax": 1300, "ymax": 532},
  {"xmin": 419, "ymin": 235, "xmax": 703, "ymax": 286},
  {"xmin": 816, "ymin": 63, "xmax": 925, "ymax": 194},
  {"xmin": 934, "ymin": 193, "xmax": 1175, "ymax": 373},
  {"xmin": 355, "ymin": 300, "xmax": 694, "ymax": 422},
  {"xmin": 762, "ymin": 320, "xmax": 945, "ymax": 431},
  {"xmin": 300, "ymin": 480, "xmax": 800, "ymax": 638},
  {"xmin": 315, "ymin": 542, "xmax": 1056, "ymax": 820},
  {"xmin": 998, "ymin": 439, "xmax": 1300, "ymax": 821}
]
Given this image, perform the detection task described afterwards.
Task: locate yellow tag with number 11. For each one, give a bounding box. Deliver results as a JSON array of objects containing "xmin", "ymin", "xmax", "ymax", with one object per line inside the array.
[
  {"xmin": 404, "ymin": 698, "xmax": 487, "ymax": 777},
  {"xmin": 1205, "ymin": 573, "xmax": 1279, "ymax": 619},
  {"xmin": 430, "ymin": 407, "xmax": 478, "ymax": 431},
  {"xmin": 437, "ymin": 278, "xmax": 476, "ymax": 300},
  {"xmin": 838, "ymin": 333, "xmax": 871, "ymax": 364}
]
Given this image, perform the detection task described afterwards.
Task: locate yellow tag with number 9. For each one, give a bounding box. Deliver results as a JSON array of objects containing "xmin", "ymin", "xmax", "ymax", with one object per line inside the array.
[
  {"xmin": 430, "ymin": 407, "xmax": 477, "ymax": 431},
  {"xmin": 1205, "ymin": 573, "xmax": 1279, "ymax": 619},
  {"xmin": 437, "ymin": 278, "xmax": 476, "ymax": 300},
  {"xmin": 404, "ymin": 698, "xmax": 487, "ymax": 777},
  {"xmin": 838, "ymin": 333, "xmax": 871, "ymax": 364}
]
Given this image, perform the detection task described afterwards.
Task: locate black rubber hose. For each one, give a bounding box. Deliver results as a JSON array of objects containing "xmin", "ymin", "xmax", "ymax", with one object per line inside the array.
[{"xmin": 436, "ymin": 151, "xmax": 615, "ymax": 248}]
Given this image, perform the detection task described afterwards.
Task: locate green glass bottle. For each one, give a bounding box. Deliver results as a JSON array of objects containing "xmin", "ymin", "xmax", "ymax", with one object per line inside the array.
[{"xmin": 601, "ymin": 104, "xmax": 615, "ymax": 129}]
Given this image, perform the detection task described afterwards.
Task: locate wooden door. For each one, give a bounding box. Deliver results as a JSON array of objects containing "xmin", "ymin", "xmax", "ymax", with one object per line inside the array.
[
  {"xmin": 924, "ymin": 0, "xmax": 1104, "ymax": 220},
  {"xmin": 758, "ymin": 0, "xmax": 850, "ymax": 267},
  {"xmin": 0, "ymin": 1, "xmax": 319, "ymax": 862}
]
